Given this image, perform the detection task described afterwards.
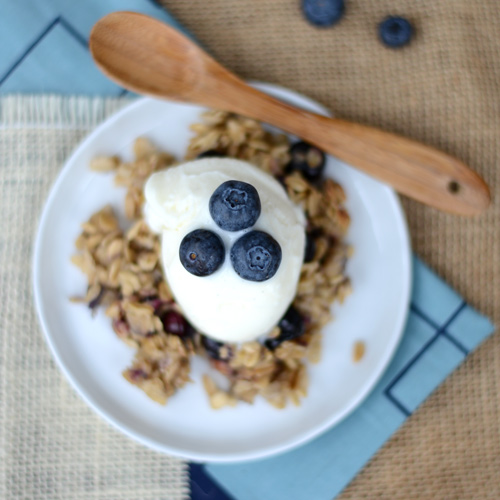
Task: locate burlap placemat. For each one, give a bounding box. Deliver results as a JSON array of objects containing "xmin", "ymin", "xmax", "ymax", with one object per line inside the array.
[
  {"xmin": 0, "ymin": 96, "xmax": 189, "ymax": 500},
  {"xmin": 157, "ymin": 1, "xmax": 500, "ymax": 499}
]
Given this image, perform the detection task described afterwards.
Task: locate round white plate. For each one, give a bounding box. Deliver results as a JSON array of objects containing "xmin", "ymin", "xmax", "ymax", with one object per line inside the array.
[{"xmin": 33, "ymin": 83, "xmax": 411, "ymax": 463}]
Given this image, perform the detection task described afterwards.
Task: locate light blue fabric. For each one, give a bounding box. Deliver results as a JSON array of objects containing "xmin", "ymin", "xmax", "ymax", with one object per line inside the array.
[
  {"xmin": 0, "ymin": 0, "xmax": 188, "ymax": 95},
  {"xmin": 3, "ymin": 2, "xmax": 495, "ymax": 499}
]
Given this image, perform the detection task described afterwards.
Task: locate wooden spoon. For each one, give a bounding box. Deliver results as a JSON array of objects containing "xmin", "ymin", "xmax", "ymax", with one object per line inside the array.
[{"xmin": 89, "ymin": 11, "xmax": 490, "ymax": 215}]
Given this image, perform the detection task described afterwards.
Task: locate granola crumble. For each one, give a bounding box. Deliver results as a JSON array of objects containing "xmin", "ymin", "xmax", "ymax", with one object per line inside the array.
[{"xmin": 72, "ymin": 111, "xmax": 352, "ymax": 408}]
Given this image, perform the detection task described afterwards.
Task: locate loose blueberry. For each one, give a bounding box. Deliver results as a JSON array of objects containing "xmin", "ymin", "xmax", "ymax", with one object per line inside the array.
[
  {"xmin": 286, "ymin": 141, "xmax": 326, "ymax": 182},
  {"xmin": 230, "ymin": 231, "xmax": 282, "ymax": 282},
  {"xmin": 304, "ymin": 232, "xmax": 316, "ymax": 263},
  {"xmin": 302, "ymin": 0, "xmax": 344, "ymax": 27},
  {"xmin": 197, "ymin": 149, "xmax": 225, "ymax": 159},
  {"xmin": 179, "ymin": 229, "xmax": 225, "ymax": 277},
  {"xmin": 264, "ymin": 337, "xmax": 281, "ymax": 351},
  {"xmin": 127, "ymin": 368, "xmax": 148, "ymax": 381},
  {"xmin": 209, "ymin": 180, "xmax": 261, "ymax": 231},
  {"xmin": 201, "ymin": 336, "xmax": 231, "ymax": 360},
  {"xmin": 265, "ymin": 306, "xmax": 305, "ymax": 350},
  {"xmin": 161, "ymin": 311, "xmax": 189, "ymax": 336},
  {"xmin": 379, "ymin": 16, "xmax": 413, "ymax": 48},
  {"xmin": 88, "ymin": 287, "xmax": 105, "ymax": 310}
]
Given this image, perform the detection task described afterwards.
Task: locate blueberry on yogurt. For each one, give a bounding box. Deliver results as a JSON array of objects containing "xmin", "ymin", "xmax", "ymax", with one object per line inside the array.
[
  {"xmin": 209, "ymin": 180, "xmax": 261, "ymax": 231},
  {"xmin": 179, "ymin": 229, "xmax": 225, "ymax": 277},
  {"xmin": 230, "ymin": 230, "xmax": 282, "ymax": 282}
]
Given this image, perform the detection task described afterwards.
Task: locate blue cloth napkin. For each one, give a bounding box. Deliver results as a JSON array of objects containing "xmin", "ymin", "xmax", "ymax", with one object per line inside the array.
[
  {"xmin": 4, "ymin": 2, "xmax": 495, "ymax": 499},
  {"xmin": 0, "ymin": 0, "xmax": 186, "ymax": 95}
]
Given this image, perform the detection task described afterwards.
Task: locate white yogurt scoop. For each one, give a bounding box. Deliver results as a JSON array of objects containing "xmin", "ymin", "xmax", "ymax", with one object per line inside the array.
[{"xmin": 144, "ymin": 158, "xmax": 306, "ymax": 343}]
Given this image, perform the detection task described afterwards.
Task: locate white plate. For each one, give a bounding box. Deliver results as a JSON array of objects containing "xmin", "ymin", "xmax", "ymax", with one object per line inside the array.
[{"xmin": 33, "ymin": 83, "xmax": 411, "ymax": 463}]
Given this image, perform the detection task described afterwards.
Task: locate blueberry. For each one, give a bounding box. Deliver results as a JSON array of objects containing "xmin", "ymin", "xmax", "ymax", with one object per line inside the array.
[
  {"xmin": 88, "ymin": 287, "xmax": 104, "ymax": 310},
  {"xmin": 304, "ymin": 232, "xmax": 316, "ymax": 263},
  {"xmin": 127, "ymin": 368, "xmax": 148, "ymax": 381},
  {"xmin": 201, "ymin": 336, "xmax": 231, "ymax": 360},
  {"xmin": 197, "ymin": 149, "xmax": 225, "ymax": 159},
  {"xmin": 379, "ymin": 16, "xmax": 413, "ymax": 48},
  {"xmin": 179, "ymin": 229, "xmax": 225, "ymax": 277},
  {"xmin": 302, "ymin": 0, "xmax": 344, "ymax": 27},
  {"xmin": 209, "ymin": 180, "xmax": 261, "ymax": 231},
  {"xmin": 265, "ymin": 306, "xmax": 305, "ymax": 350},
  {"xmin": 201, "ymin": 336, "xmax": 223, "ymax": 359},
  {"xmin": 161, "ymin": 311, "xmax": 192, "ymax": 337},
  {"xmin": 230, "ymin": 231, "xmax": 281, "ymax": 282},
  {"xmin": 286, "ymin": 141, "xmax": 326, "ymax": 182}
]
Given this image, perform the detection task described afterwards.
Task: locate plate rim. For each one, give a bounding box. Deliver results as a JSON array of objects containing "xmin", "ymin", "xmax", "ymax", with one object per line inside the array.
[{"xmin": 33, "ymin": 83, "xmax": 412, "ymax": 463}]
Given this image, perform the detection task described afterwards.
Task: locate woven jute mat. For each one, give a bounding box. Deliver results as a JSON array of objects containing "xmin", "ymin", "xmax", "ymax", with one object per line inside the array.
[
  {"xmin": 159, "ymin": 0, "xmax": 500, "ymax": 498},
  {"xmin": 0, "ymin": 96, "xmax": 189, "ymax": 500}
]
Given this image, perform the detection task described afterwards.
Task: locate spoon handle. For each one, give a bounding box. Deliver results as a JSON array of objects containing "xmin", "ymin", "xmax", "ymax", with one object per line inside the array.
[{"xmin": 205, "ymin": 81, "xmax": 489, "ymax": 216}]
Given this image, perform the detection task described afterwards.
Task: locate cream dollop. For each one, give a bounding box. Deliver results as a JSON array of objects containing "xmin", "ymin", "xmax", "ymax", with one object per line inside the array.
[{"xmin": 144, "ymin": 158, "xmax": 306, "ymax": 343}]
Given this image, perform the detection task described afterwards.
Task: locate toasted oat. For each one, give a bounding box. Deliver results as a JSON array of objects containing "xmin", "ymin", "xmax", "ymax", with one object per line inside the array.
[
  {"xmin": 230, "ymin": 342, "xmax": 262, "ymax": 368},
  {"xmin": 125, "ymin": 187, "xmax": 144, "ymax": 219},
  {"xmin": 306, "ymin": 331, "xmax": 322, "ymax": 364},
  {"xmin": 122, "ymin": 302, "xmax": 158, "ymax": 336},
  {"xmin": 261, "ymin": 381, "xmax": 287, "ymax": 409},
  {"xmin": 133, "ymin": 137, "xmax": 158, "ymax": 159},
  {"xmin": 84, "ymin": 283, "xmax": 102, "ymax": 304},
  {"xmin": 202, "ymin": 375, "xmax": 237, "ymax": 409},
  {"xmin": 231, "ymin": 379, "xmax": 258, "ymax": 404},
  {"xmin": 324, "ymin": 178, "xmax": 346, "ymax": 205},
  {"xmin": 274, "ymin": 341, "xmax": 307, "ymax": 361},
  {"xmin": 137, "ymin": 251, "xmax": 158, "ymax": 271},
  {"xmin": 90, "ymin": 155, "xmax": 120, "ymax": 172},
  {"xmin": 268, "ymin": 326, "xmax": 281, "ymax": 339},
  {"xmin": 353, "ymin": 341, "xmax": 366, "ymax": 363},
  {"xmin": 219, "ymin": 345, "xmax": 230, "ymax": 360},
  {"xmin": 137, "ymin": 378, "xmax": 168, "ymax": 405},
  {"xmin": 202, "ymin": 374, "xmax": 217, "ymax": 396},
  {"xmin": 210, "ymin": 391, "xmax": 237, "ymax": 410}
]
